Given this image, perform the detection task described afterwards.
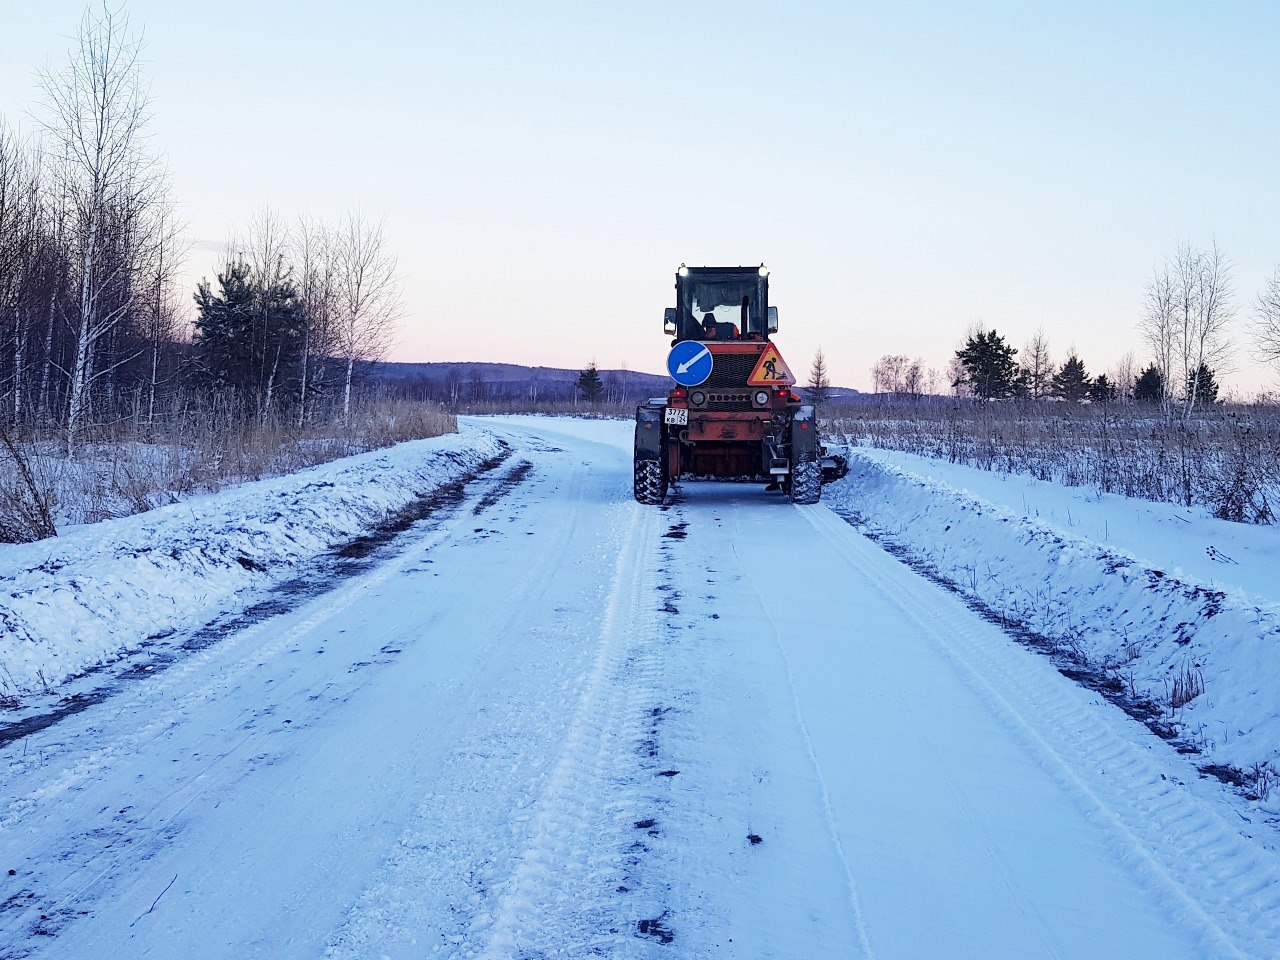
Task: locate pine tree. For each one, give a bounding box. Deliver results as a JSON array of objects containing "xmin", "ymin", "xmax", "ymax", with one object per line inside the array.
[
  {"xmin": 954, "ymin": 329, "xmax": 1019, "ymax": 400},
  {"xmin": 193, "ymin": 258, "xmax": 304, "ymax": 414},
  {"xmin": 1011, "ymin": 367, "xmax": 1030, "ymax": 399},
  {"xmin": 193, "ymin": 260, "xmax": 257, "ymax": 398},
  {"xmin": 1133, "ymin": 364, "xmax": 1164, "ymax": 404},
  {"xmin": 1088, "ymin": 373, "xmax": 1117, "ymax": 404},
  {"xmin": 576, "ymin": 361, "xmax": 604, "ymax": 402},
  {"xmin": 254, "ymin": 272, "xmax": 305, "ymax": 416},
  {"xmin": 807, "ymin": 347, "xmax": 830, "ymax": 404},
  {"xmin": 1051, "ymin": 353, "xmax": 1091, "ymax": 403},
  {"xmin": 1186, "ymin": 363, "xmax": 1219, "ymax": 406}
]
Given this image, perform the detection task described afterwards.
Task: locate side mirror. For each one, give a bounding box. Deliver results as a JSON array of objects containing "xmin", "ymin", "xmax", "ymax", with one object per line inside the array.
[
  {"xmin": 767, "ymin": 306, "xmax": 779, "ymax": 333},
  {"xmin": 664, "ymin": 308, "xmax": 678, "ymax": 336}
]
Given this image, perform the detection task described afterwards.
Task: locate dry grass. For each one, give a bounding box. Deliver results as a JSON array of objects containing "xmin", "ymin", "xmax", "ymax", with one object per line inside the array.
[
  {"xmin": 825, "ymin": 399, "xmax": 1280, "ymax": 524},
  {"xmin": 1167, "ymin": 660, "xmax": 1206, "ymax": 715},
  {"xmin": 0, "ymin": 397, "xmax": 456, "ymax": 542},
  {"xmin": 0, "ymin": 427, "xmax": 58, "ymax": 543}
]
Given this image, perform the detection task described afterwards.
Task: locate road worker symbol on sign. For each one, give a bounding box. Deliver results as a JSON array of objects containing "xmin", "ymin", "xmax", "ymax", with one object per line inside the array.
[{"xmin": 747, "ymin": 344, "xmax": 796, "ymax": 386}]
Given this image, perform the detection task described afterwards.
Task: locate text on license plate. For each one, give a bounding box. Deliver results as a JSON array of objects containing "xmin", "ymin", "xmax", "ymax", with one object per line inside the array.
[{"xmin": 664, "ymin": 407, "xmax": 688, "ymax": 426}]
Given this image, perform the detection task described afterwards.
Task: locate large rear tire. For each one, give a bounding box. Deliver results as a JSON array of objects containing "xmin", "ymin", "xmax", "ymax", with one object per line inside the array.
[
  {"xmin": 634, "ymin": 458, "xmax": 667, "ymax": 505},
  {"xmin": 789, "ymin": 459, "xmax": 821, "ymax": 505}
]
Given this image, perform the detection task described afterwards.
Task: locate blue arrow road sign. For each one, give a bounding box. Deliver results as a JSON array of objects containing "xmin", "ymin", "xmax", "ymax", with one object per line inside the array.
[{"xmin": 667, "ymin": 341, "xmax": 714, "ymax": 386}]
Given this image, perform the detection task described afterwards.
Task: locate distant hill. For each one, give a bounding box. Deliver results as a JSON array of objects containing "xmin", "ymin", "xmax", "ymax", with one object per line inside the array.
[
  {"xmin": 367, "ymin": 361, "xmax": 865, "ymax": 404},
  {"xmin": 367, "ymin": 362, "xmax": 668, "ymax": 404}
]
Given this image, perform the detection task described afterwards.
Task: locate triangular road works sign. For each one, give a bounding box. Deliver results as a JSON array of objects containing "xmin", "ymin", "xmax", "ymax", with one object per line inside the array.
[{"xmin": 747, "ymin": 344, "xmax": 796, "ymax": 386}]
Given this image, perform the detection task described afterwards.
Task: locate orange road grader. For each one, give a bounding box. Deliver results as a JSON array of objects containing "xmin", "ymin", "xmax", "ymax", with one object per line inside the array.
[{"xmin": 634, "ymin": 265, "xmax": 846, "ymax": 505}]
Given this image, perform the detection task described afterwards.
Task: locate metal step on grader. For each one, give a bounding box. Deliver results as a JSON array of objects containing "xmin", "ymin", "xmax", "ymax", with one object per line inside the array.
[{"xmin": 634, "ymin": 264, "xmax": 847, "ymax": 505}]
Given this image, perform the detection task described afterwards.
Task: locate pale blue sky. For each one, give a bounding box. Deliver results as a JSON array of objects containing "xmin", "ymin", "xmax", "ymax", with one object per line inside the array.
[{"xmin": 3, "ymin": 2, "xmax": 1278, "ymax": 391}]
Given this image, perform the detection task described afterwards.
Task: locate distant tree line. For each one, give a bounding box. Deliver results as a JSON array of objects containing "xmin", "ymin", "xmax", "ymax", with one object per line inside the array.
[
  {"xmin": 866, "ymin": 239, "xmax": 1280, "ymax": 413},
  {"xmin": 946, "ymin": 326, "xmax": 1220, "ymax": 407},
  {"xmin": 0, "ymin": 6, "xmax": 401, "ymax": 452},
  {"xmin": 369, "ymin": 361, "xmax": 652, "ymax": 409}
]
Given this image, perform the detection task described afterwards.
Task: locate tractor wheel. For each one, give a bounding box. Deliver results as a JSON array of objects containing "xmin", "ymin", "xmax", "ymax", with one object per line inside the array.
[
  {"xmin": 634, "ymin": 458, "xmax": 667, "ymax": 505},
  {"xmin": 789, "ymin": 459, "xmax": 821, "ymax": 505}
]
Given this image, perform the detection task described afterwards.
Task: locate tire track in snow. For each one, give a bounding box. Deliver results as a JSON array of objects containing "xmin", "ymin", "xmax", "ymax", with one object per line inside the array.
[
  {"xmin": 318, "ymin": 456, "xmax": 604, "ymax": 959},
  {"xmin": 322, "ymin": 441, "xmax": 663, "ymax": 958},
  {"xmin": 641, "ymin": 489, "xmax": 884, "ymax": 957},
  {"xmin": 730, "ymin": 519, "xmax": 878, "ymax": 960},
  {"xmin": 470, "ymin": 502, "xmax": 667, "ymax": 958},
  {"xmin": 802, "ymin": 504, "xmax": 1280, "ymax": 960}
]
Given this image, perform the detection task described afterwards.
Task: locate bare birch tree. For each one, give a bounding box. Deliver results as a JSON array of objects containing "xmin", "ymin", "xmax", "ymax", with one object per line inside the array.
[
  {"xmin": 901, "ymin": 357, "xmax": 926, "ymax": 397},
  {"xmin": 1021, "ymin": 328, "xmax": 1052, "ymax": 399},
  {"xmin": 1253, "ymin": 264, "xmax": 1280, "ymax": 378},
  {"xmin": 1177, "ymin": 242, "xmax": 1235, "ymax": 415},
  {"xmin": 40, "ymin": 3, "xmax": 162, "ymax": 453},
  {"xmin": 139, "ymin": 199, "xmax": 185, "ymax": 431},
  {"xmin": 947, "ymin": 355, "xmax": 971, "ymax": 398},
  {"xmin": 293, "ymin": 215, "xmax": 337, "ymax": 426},
  {"xmin": 243, "ymin": 205, "xmax": 292, "ymax": 420},
  {"xmin": 1141, "ymin": 263, "xmax": 1177, "ymax": 416},
  {"xmin": 0, "ymin": 123, "xmax": 38, "ymax": 423},
  {"xmin": 333, "ymin": 213, "xmax": 400, "ymax": 420},
  {"xmin": 1110, "ymin": 350, "xmax": 1137, "ymax": 403}
]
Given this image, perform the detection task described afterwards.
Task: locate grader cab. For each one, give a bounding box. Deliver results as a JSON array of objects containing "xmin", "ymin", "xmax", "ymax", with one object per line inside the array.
[{"xmin": 633, "ymin": 265, "xmax": 846, "ymax": 505}]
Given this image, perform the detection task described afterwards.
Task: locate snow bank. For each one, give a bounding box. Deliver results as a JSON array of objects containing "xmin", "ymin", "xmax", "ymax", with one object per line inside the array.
[
  {"xmin": 0, "ymin": 425, "xmax": 503, "ymax": 698},
  {"xmin": 827, "ymin": 452, "xmax": 1280, "ymax": 795},
  {"xmin": 849, "ymin": 447, "xmax": 1280, "ymax": 606}
]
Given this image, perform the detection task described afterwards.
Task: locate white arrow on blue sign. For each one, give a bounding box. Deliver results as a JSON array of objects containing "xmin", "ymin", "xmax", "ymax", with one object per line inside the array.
[{"xmin": 667, "ymin": 341, "xmax": 713, "ymax": 386}]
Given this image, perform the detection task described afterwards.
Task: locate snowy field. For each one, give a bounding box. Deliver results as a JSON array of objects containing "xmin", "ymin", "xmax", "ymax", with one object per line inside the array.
[{"xmin": 1, "ymin": 416, "xmax": 1278, "ymax": 958}]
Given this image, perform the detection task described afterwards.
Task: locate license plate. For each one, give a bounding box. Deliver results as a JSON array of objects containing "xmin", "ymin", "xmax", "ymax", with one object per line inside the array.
[{"xmin": 664, "ymin": 407, "xmax": 688, "ymax": 426}]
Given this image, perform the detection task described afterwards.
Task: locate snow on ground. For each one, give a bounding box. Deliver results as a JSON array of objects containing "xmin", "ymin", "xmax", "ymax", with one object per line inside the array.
[
  {"xmin": 3, "ymin": 416, "xmax": 1279, "ymax": 959},
  {"xmin": 0, "ymin": 424, "xmax": 502, "ymax": 698},
  {"xmin": 852, "ymin": 448, "xmax": 1280, "ymax": 606},
  {"xmin": 827, "ymin": 447, "xmax": 1280, "ymax": 801}
]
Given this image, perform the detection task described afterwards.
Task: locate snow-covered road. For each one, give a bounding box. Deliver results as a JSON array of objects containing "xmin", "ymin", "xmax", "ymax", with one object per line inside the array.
[{"xmin": 2, "ymin": 417, "xmax": 1277, "ymax": 959}]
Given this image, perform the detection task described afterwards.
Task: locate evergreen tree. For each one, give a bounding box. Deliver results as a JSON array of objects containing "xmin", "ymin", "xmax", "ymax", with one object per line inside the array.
[
  {"xmin": 193, "ymin": 258, "xmax": 304, "ymax": 413},
  {"xmin": 1133, "ymin": 364, "xmax": 1164, "ymax": 404},
  {"xmin": 254, "ymin": 272, "xmax": 306, "ymax": 414},
  {"xmin": 576, "ymin": 361, "xmax": 604, "ymax": 402},
  {"xmin": 807, "ymin": 347, "xmax": 830, "ymax": 404},
  {"xmin": 954, "ymin": 329, "xmax": 1019, "ymax": 400},
  {"xmin": 1011, "ymin": 367, "xmax": 1030, "ymax": 399},
  {"xmin": 193, "ymin": 260, "xmax": 257, "ymax": 398},
  {"xmin": 1186, "ymin": 363, "xmax": 1219, "ymax": 405},
  {"xmin": 1051, "ymin": 353, "xmax": 1091, "ymax": 403},
  {"xmin": 1088, "ymin": 373, "xmax": 1117, "ymax": 404}
]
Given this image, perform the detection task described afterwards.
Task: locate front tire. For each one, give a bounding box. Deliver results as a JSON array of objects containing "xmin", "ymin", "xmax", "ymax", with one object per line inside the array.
[
  {"xmin": 634, "ymin": 458, "xmax": 667, "ymax": 505},
  {"xmin": 789, "ymin": 459, "xmax": 821, "ymax": 504}
]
